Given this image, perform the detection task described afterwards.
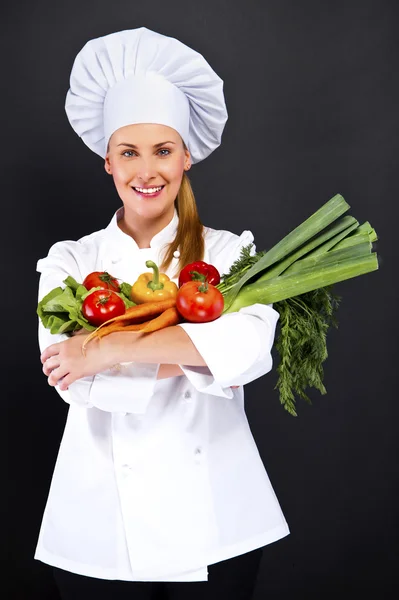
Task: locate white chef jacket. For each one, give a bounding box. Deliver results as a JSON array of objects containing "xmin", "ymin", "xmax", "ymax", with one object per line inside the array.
[{"xmin": 34, "ymin": 207, "xmax": 290, "ymax": 582}]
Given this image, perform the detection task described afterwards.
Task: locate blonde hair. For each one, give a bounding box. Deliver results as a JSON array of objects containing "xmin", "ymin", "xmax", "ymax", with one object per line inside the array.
[{"xmin": 160, "ymin": 168, "xmax": 205, "ymax": 277}]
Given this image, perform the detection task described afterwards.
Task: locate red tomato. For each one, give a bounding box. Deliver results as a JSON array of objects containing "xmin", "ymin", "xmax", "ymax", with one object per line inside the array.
[
  {"xmin": 176, "ymin": 281, "xmax": 224, "ymax": 323},
  {"xmin": 82, "ymin": 290, "xmax": 125, "ymax": 327},
  {"xmin": 82, "ymin": 271, "xmax": 120, "ymax": 293},
  {"xmin": 178, "ymin": 261, "xmax": 220, "ymax": 288}
]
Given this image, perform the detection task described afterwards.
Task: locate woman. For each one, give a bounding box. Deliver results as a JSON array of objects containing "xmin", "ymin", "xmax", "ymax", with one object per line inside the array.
[{"xmin": 36, "ymin": 27, "xmax": 290, "ymax": 600}]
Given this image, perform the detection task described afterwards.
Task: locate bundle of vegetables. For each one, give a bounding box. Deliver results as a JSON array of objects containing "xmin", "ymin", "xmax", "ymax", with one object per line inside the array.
[
  {"xmin": 78, "ymin": 260, "xmax": 224, "ymax": 350},
  {"xmin": 216, "ymin": 193, "xmax": 379, "ymax": 416}
]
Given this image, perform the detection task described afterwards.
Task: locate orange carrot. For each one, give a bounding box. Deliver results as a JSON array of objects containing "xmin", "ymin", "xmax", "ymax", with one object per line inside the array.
[
  {"xmin": 82, "ymin": 319, "xmax": 148, "ymax": 351},
  {"xmin": 97, "ymin": 298, "xmax": 176, "ymax": 329},
  {"xmin": 139, "ymin": 307, "xmax": 181, "ymax": 333},
  {"xmin": 87, "ymin": 319, "xmax": 153, "ymax": 340},
  {"xmin": 81, "ymin": 305, "xmax": 181, "ymax": 354},
  {"xmin": 81, "ymin": 298, "xmax": 177, "ymax": 350}
]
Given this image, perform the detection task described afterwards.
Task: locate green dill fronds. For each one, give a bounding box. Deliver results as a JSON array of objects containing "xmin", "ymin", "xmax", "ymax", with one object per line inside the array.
[
  {"xmin": 217, "ymin": 244, "xmax": 266, "ymax": 294},
  {"xmin": 274, "ymin": 286, "xmax": 341, "ymax": 416}
]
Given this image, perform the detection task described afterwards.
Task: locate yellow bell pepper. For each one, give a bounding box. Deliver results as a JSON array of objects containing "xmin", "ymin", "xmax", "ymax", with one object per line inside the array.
[{"xmin": 131, "ymin": 260, "xmax": 178, "ymax": 304}]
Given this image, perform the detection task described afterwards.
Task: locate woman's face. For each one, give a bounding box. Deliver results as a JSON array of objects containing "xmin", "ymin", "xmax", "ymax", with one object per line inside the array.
[{"xmin": 105, "ymin": 123, "xmax": 190, "ymax": 222}]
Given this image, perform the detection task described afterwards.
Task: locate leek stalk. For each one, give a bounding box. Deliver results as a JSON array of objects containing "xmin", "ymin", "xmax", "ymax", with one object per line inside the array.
[
  {"xmin": 221, "ymin": 194, "xmax": 350, "ymax": 311},
  {"xmin": 224, "ymin": 253, "xmax": 378, "ymax": 313}
]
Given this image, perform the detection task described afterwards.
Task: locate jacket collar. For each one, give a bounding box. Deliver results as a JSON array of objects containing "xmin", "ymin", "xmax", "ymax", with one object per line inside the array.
[{"xmin": 104, "ymin": 206, "xmax": 179, "ymax": 258}]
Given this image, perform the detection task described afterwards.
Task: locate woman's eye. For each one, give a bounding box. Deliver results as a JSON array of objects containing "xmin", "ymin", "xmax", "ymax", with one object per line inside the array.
[
  {"xmin": 121, "ymin": 148, "xmax": 171, "ymax": 158},
  {"xmin": 122, "ymin": 150, "xmax": 135, "ymax": 157}
]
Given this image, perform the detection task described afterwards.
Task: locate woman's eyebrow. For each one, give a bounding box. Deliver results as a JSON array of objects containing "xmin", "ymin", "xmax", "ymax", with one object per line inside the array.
[{"xmin": 117, "ymin": 141, "xmax": 176, "ymax": 148}]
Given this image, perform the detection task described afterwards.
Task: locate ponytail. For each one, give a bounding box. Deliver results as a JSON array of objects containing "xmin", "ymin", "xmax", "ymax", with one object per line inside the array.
[{"xmin": 160, "ymin": 170, "xmax": 205, "ymax": 277}]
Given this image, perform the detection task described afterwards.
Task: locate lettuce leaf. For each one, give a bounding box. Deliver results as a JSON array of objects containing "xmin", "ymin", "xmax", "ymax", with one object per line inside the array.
[
  {"xmin": 37, "ymin": 281, "xmax": 96, "ymax": 333},
  {"xmin": 119, "ymin": 282, "xmax": 135, "ymax": 308},
  {"xmin": 37, "ymin": 276, "xmax": 135, "ymax": 334}
]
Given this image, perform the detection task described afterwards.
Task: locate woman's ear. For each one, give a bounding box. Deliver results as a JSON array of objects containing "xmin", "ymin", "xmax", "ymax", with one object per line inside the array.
[
  {"xmin": 104, "ymin": 158, "xmax": 112, "ymax": 175},
  {"xmin": 184, "ymin": 150, "xmax": 191, "ymax": 171}
]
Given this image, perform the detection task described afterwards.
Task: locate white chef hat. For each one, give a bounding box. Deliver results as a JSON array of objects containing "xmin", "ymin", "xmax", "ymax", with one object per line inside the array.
[{"xmin": 64, "ymin": 27, "xmax": 228, "ymax": 164}]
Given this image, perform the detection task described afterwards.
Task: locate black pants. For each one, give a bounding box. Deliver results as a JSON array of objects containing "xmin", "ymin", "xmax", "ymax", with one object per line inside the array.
[{"xmin": 53, "ymin": 548, "xmax": 264, "ymax": 600}]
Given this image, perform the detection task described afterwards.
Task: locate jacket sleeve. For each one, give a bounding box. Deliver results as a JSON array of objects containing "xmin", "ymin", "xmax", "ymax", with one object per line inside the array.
[
  {"xmin": 37, "ymin": 242, "xmax": 160, "ymax": 415},
  {"xmin": 177, "ymin": 232, "xmax": 279, "ymax": 398}
]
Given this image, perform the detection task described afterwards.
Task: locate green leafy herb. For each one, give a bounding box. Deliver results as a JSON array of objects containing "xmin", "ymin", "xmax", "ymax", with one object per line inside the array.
[
  {"xmin": 274, "ymin": 286, "xmax": 341, "ymax": 416},
  {"xmin": 218, "ymin": 244, "xmax": 265, "ymax": 294}
]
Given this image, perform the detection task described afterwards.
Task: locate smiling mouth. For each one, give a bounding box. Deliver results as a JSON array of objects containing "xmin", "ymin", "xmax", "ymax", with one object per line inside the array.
[{"xmin": 132, "ymin": 185, "xmax": 165, "ymax": 194}]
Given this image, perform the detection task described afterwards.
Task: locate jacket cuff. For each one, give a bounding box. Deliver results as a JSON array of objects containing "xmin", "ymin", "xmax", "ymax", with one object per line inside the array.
[
  {"xmin": 61, "ymin": 376, "xmax": 95, "ymax": 407},
  {"xmin": 178, "ymin": 365, "xmax": 234, "ymax": 399},
  {"xmin": 177, "ymin": 303, "xmax": 279, "ymax": 393}
]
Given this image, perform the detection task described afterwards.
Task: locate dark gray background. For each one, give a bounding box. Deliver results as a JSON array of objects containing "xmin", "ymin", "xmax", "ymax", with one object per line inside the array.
[{"xmin": 4, "ymin": 1, "xmax": 398, "ymax": 598}]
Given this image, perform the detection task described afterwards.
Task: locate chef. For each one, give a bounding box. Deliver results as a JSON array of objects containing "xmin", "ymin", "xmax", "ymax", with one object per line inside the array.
[{"xmin": 36, "ymin": 26, "xmax": 290, "ymax": 600}]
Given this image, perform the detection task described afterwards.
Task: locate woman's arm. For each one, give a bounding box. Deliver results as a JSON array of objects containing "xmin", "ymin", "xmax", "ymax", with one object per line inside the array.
[
  {"xmin": 110, "ymin": 326, "xmax": 207, "ymax": 367},
  {"xmin": 41, "ymin": 326, "xmax": 206, "ymax": 391},
  {"xmin": 72, "ymin": 327, "xmax": 185, "ymax": 380}
]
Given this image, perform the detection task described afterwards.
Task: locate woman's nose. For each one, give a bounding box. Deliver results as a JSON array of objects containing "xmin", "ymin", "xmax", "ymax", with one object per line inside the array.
[{"xmin": 134, "ymin": 157, "xmax": 159, "ymax": 182}]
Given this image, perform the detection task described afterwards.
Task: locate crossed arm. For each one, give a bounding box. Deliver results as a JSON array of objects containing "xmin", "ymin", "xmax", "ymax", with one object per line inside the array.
[{"xmin": 41, "ymin": 325, "xmax": 208, "ymax": 391}]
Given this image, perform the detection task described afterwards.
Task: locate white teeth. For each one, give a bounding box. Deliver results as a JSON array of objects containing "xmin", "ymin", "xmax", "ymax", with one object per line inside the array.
[{"xmin": 134, "ymin": 186, "xmax": 163, "ymax": 194}]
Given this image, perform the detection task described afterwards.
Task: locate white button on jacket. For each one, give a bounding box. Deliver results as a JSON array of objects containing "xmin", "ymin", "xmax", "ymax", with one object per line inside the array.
[{"xmin": 34, "ymin": 208, "xmax": 290, "ymax": 582}]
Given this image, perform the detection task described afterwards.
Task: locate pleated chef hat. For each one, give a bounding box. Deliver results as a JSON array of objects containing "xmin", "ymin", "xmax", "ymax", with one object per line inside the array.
[{"xmin": 64, "ymin": 27, "xmax": 228, "ymax": 164}]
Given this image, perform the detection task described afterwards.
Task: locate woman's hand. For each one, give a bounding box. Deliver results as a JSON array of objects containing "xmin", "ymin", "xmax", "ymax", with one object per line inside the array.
[{"xmin": 40, "ymin": 331, "xmax": 120, "ymax": 391}]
